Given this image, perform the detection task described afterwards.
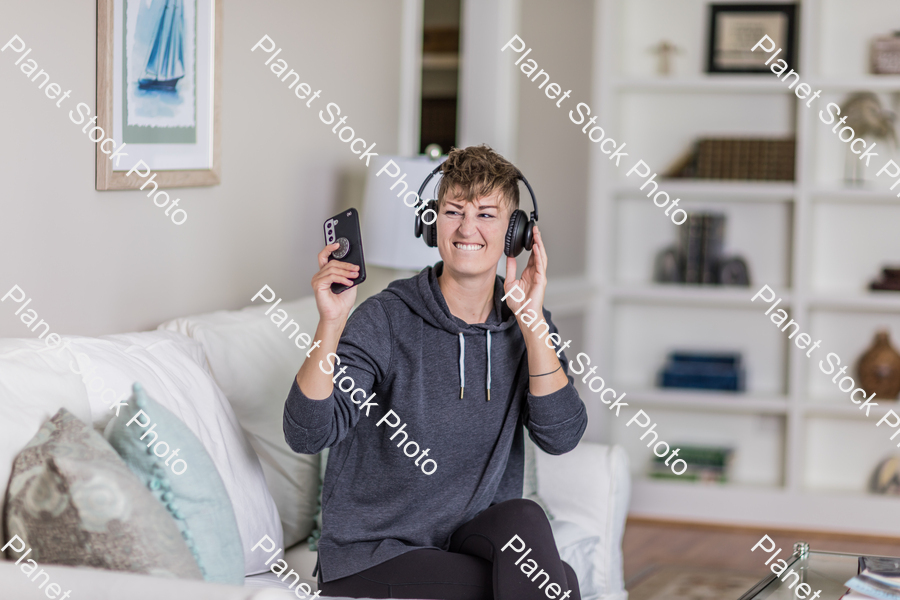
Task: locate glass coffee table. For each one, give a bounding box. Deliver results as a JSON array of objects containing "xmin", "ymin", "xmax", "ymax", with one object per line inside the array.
[{"xmin": 739, "ymin": 542, "xmax": 898, "ymax": 600}]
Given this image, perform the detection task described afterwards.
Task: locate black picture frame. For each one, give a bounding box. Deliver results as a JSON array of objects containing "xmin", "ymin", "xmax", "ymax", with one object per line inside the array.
[{"xmin": 706, "ymin": 3, "xmax": 798, "ymax": 74}]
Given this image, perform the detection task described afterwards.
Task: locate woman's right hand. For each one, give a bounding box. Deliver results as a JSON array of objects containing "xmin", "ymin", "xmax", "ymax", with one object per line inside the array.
[{"xmin": 312, "ymin": 243, "xmax": 360, "ymax": 325}]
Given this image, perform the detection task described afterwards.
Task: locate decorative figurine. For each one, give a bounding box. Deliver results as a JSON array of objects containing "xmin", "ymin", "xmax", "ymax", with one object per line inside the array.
[
  {"xmin": 650, "ymin": 40, "xmax": 681, "ymax": 76},
  {"xmin": 857, "ymin": 330, "xmax": 900, "ymax": 400},
  {"xmin": 870, "ymin": 456, "xmax": 900, "ymax": 495},
  {"xmin": 841, "ymin": 92, "xmax": 897, "ymax": 185}
]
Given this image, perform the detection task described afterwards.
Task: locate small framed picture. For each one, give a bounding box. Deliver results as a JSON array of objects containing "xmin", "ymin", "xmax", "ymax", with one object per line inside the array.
[
  {"xmin": 706, "ymin": 3, "xmax": 798, "ymax": 74},
  {"xmin": 96, "ymin": 0, "xmax": 223, "ymax": 190}
]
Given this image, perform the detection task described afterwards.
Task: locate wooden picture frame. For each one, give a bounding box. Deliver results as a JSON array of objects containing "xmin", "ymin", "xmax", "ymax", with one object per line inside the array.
[
  {"xmin": 96, "ymin": 0, "xmax": 222, "ymax": 190},
  {"xmin": 706, "ymin": 3, "xmax": 797, "ymax": 74}
]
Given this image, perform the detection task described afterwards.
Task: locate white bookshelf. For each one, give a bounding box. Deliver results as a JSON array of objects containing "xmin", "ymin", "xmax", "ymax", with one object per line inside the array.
[{"xmin": 589, "ymin": 0, "xmax": 900, "ymax": 535}]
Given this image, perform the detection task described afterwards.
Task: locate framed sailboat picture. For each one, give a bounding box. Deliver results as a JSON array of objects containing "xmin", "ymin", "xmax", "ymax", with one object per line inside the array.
[{"xmin": 96, "ymin": 0, "xmax": 222, "ymax": 190}]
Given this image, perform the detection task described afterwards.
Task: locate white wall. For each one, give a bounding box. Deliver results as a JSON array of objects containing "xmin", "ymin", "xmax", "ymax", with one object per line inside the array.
[
  {"xmin": 0, "ymin": 0, "xmax": 403, "ymax": 337},
  {"xmin": 516, "ymin": 0, "xmax": 593, "ymax": 279}
]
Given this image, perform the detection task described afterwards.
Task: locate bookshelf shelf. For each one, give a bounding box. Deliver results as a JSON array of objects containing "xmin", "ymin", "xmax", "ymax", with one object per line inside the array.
[
  {"xmin": 611, "ymin": 284, "xmax": 779, "ymax": 308},
  {"xmin": 630, "ymin": 479, "xmax": 900, "ymax": 535},
  {"xmin": 614, "ymin": 180, "xmax": 796, "ymax": 202},
  {"xmin": 803, "ymin": 400, "xmax": 899, "ymax": 420},
  {"xmin": 810, "ymin": 77, "xmax": 900, "ymax": 91},
  {"xmin": 612, "ymin": 77, "xmax": 794, "ymax": 94},
  {"xmin": 809, "ymin": 293, "xmax": 900, "ymax": 313},
  {"xmin": 612, "ymin": 77, "xmax": 900, "ymax": 94},
  {"xmin": 628, "ymin": 389, "xmax": 790, "ymax": 414},
  {"xmin": 591, "ymin": 0, "xmax": 900, "ymax": 533},
  {"xmin": 812, "ymin": 187, "xmax": 900, "ymax": 204}
]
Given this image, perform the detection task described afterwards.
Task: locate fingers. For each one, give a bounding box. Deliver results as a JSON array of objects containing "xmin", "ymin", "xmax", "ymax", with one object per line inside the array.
[
  {"xmin": 315, "ymin": 272, "xmax": 356, "ymax": 289},
  {"xmin": 312, "ymin": 260, "xmax": 360, "ymax": 290},
  {"xmin": 317, "ymin": 243, "xmax": 341, "ymax": 269},
  {"xmin": 530, "ymin": 226, "xmax": 547, "ymax": 276},
  {"xmin": 505, "ymin": 255, "xmax": 517, "ymax": 285}
]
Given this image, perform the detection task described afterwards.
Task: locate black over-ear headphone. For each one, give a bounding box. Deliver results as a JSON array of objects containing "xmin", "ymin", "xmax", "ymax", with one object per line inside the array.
[{"xmin": 413, "ymin": 162, "xmax": 539, "ymax": 257}]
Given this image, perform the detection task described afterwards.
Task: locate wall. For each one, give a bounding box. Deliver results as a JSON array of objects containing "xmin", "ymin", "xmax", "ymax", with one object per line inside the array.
[
  {"xmin": 0, "ymin": 0, "xmax": 403, "ymax": 337},
  {"xmin": 515, "ymin": 0, "xmax": 594, "ymax": 279}
]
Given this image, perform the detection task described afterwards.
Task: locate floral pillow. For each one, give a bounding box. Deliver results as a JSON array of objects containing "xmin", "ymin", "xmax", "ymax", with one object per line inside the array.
[{"xmin": 3, "ymin": 408, "xmax": 202, "ymax": 579}]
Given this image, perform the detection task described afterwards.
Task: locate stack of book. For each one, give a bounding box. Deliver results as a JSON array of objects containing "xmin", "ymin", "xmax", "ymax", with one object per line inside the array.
[
  {"xmin": 653, "ymin": 212, "xmax": 751, "ymax": 286},
  {"xmin": 658, "ymin": 351, "xmax": 745, "ymax": 392},
  {"xmin": 649, "ymin": 445, "xmax": 733, "ymax": 482},
  {"xmin": 666, "ymin": 138, "xmax": 796, "ymax": 181},
  {"xmin": 681, "ymin": 212, "xmax": 725, "ymax": 284},
  {"xmin": 870, "ymin": 267, "xmax": 900, "ymax": 291},
  {"xmin": 843, "ymin": 557, "xmax": 900, "ymax": 599}
]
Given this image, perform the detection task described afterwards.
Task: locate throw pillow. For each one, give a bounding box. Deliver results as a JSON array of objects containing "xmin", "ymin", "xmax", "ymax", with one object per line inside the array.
[
  {"xmin": 3, "ymin": 408, "xmax": 202, "ymax": 579},
  {"xmin": 59, "ymin": 331, "xmax": 284, "ymax": 575},
  {"xmin": 159, "ymin": 298, "xmax": 321, "ymax": 547},
  {"xmin": 551, "ymin": 519, "xmax": 603, "ymax": 600},
  {"xmin": 0, "ymin": 338, "xmax": 93, "ymax": 526},
  {"xmin": 105, "ymin": 383, "xmax": 244, "ymax": 585}
]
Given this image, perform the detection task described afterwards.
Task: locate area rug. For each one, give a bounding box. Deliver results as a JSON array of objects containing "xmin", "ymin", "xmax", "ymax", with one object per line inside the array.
[{"xmin": 628, "ymin": 565, "xmax": 762, "ymax": 600}]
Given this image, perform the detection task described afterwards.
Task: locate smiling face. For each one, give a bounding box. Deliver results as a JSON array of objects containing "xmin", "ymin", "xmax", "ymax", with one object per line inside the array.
[{"xmin": 436, "ymin": 187, "xmax": 512, "ymax": 278}]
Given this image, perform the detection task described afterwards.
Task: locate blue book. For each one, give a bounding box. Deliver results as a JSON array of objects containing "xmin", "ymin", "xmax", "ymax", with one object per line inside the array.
[{"xmin": 659, "ymin": 352, "xmax": 745, "ymax": 392}]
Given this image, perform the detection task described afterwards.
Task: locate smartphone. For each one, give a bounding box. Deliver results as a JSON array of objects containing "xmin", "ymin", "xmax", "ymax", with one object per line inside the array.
[{"xmin": 323, "ymin": 208, "xmax": 367, "ymax": 294}]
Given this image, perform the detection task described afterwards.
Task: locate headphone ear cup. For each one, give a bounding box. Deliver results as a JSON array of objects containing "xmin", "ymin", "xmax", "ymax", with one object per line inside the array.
[
  {"xmin": 414, "ymin": 211, "xmax": 422, "ymax": 238},
  {"xmin": 504, "ymin": 210, "xmax": 527, "ymax": 257},
  {"xmin": 422, "ymin": 200, "xmax": 438, "ymax": 248},
  {"xmin": 523, "ymin": 219, "xmax": 536, "ymax": 252}
]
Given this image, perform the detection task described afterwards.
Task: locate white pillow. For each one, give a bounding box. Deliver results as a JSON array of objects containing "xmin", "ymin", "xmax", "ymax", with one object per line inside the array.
[
  {"xmin": 551, "ymin": 519, "xmax": 603, "ymax": 600},
  {"xmin": 160, "ymin": 297, "xmax": 321, "ymax": 548},
  {"xmin": 537, "ymin": 443, "xmax": 630, "ymax": 600},
  {"xmin": 53, "ymin": 330, "xmax": 284, "ymax": 576},
  {"xmin": 0, "ymin": 339, "xmax": 93, "ymax": 523}
]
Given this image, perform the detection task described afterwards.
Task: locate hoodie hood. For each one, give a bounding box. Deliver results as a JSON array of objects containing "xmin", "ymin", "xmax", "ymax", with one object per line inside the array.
[
  {"xmin": 381, "ymin": 261, "xmax": 519, "ymax": 335},
  {"xmin": 381, "ymin": 262, "xmax": 520, "ymax": 399}
]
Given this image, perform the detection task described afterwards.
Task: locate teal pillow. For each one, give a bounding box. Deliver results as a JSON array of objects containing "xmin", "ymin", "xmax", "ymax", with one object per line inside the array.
[{"xmin": 104, "ymin": 383, "xmax": 244, "ymax": 585}]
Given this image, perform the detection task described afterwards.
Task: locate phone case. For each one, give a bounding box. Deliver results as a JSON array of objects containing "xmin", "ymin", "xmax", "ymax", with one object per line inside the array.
[{"xmin": 324, "ymin": 208, "xmax": 367, "ymax": 294}]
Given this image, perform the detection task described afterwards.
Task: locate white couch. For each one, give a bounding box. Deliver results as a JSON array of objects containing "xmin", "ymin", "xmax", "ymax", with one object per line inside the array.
[{"xmin": 0, "ymin": 295, "xmax": 629, "ymax": 600}]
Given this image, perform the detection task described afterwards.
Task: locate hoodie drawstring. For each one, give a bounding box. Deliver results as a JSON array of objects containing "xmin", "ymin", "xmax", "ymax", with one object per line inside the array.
[
  {"xmin": 458, "ymin": 333, "xmax": 465, "ymax": 399},
  {"xmin": 458, "ymin": 331, "xmax": 492, "ymax": 401},
  {"xmin": 486, "ymin": 331, "xmax": 492, "ymax": 401}
]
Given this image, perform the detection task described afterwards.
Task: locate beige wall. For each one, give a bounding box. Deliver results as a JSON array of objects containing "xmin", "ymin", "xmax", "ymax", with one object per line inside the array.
[
  {"xmin": 0, "ymin": 0, "xmax": 403, "ymax": 337},
  {"xmin": 516, "ymin": 0, "xmax": 594, "ymax": 279}
]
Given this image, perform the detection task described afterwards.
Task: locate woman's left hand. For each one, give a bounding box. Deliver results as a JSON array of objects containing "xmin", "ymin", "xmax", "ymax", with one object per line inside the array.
[{"xmin": 503, "ymin": 225, "xmax": 548, "ymax": 322}]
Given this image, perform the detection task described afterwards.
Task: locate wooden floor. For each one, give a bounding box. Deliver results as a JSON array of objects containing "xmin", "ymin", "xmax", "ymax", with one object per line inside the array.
[{"xmin": 623, "ymin": 518, "xmax": 900, "ymax": 588}]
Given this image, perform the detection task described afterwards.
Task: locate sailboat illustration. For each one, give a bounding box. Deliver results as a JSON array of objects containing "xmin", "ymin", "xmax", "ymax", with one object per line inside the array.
[{"xmin": 138, "ymin": 0, "xmax": 185, "ymax": 91}]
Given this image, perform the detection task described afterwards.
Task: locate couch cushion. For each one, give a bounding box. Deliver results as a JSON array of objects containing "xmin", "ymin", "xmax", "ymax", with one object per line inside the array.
[
  {"xmin": 0, "ymin": 560, "xmax": 288, "ymax": 600},
  {"xmin": 47, "ymin": 330, "xmax": 284, "ymax": 576},
  {"xmin": 0, "ymin": 339, "xmax": 94, "ymax": 527},
  {"xmin": 550, "ymin": 519, "xmax": 602, "ymax": 600},
  {"xmin": 4, "ymin": 408, "xmax": 202, "ymax": 579},
  {"xmin": 105, "ymin": 383, "xmax": 245, "ymax": 585},
  {"xmin": 160, "ymin": 297, "xmax": 321, "ymax": 548},
  {"xmin": 536, "ymin": 443, "xmax": 630, "ymax": 600}
]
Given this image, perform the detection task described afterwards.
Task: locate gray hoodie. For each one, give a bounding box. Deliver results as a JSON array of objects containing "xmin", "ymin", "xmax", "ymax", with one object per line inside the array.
[{"xmin": 283, "ymin": 262, "xmax": 587, "ymax": 582}]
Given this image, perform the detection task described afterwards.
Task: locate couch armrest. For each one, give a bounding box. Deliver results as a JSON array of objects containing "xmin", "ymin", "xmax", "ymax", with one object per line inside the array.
[
  {"xmin": 536, "ymin": 441, "xmax": 631, "ymax": 599},
  {"xmin": 0, "ymin": 561, "xmax": 296, "ymax": 600}
]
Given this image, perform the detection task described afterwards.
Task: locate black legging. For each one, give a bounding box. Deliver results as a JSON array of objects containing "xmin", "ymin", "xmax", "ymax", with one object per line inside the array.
[{"xmin": 319, "ymin": 499, "xmax": 581, "ymax": 600}]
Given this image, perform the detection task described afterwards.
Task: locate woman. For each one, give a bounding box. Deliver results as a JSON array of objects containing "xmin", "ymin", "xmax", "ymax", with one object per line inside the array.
[{"xmin": 284, "ymin": 145, "xmax": 587, "ymax": 600}]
